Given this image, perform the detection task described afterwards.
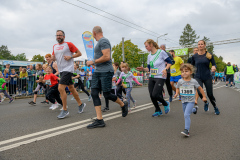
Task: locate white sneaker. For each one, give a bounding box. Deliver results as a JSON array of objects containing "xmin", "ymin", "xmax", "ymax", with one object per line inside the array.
[
  {"xmin": 133, "ymin": 100, "xmax": 137, "ymax": 108},
  {"xmin": 60, "ymin": 106, "xmax": 68, "ymax": 110},
  {"xmin": 49, "ymin": 104, "xmax": 54, "ymax": 110},
  {"xmin": 51, "ymin": 103, "xmax": 59, "ymax": 110},
  {"xmin": 2, "ymin": 96, "xmax": 6, "ymax": 102}
]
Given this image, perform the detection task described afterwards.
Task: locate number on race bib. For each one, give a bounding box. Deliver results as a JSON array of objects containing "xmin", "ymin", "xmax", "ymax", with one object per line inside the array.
[
  {"xmin": 45, "ymin": 80, "xmax": 51, "ymax": 85},
  {"xmin": 150, "ymin": 68, "xmax": 158, "ymax": 76},
  {"xmin": 75, "ymin": 79, "xmax": 79, "ymax": 83},
  {"xmin": 180, "ymin": 86, "xmax": 195, "ymax": 96},
  {"xmin": 171, "ymin": 68, "xmax": 176, "ymax": 74}
]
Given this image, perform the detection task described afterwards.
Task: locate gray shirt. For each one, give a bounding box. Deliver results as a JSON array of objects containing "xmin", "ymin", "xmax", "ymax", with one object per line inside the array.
[
  {"xmin": 176, "ymin": 78, "xmax": 200, "ymax": 103},
  {"xmin": 94, "ymin": 37, "xmax": 114, "ymax": 72}
]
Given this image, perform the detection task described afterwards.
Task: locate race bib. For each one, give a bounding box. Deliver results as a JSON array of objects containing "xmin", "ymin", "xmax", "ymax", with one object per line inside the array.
[
  {"xmin": 171, "ymin": 68, "xmax": 176, "ymax": 74},
  {"xmin": 150, "ymin": 68, "xmax": 159, "ymax": 76},
  {"xmin": 13, "ymin": 78, "xmax": 17, "ymax": 81},
  {"xmin": 112, "ymin": 81, "xmax": 117, "ymax": 89},
  {"xmin": 122, "ymin": 82, "xmax": 130, "ymax": 88},
  {"xmin": 75, "ymin": 79, "xmax": 79, "ymax": 83},
  {"xmin": 180, "ymin": 86, "xmax": 195, "ymax": 96},
  {"xmin": 45, "ymin": 79, "xmax": 51, "ymax": 85}
]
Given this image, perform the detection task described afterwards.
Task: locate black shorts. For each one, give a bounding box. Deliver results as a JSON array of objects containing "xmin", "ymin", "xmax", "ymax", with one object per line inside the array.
[
  {"xmin": 226, "ymin": 75, "xmax": 234, "ymax": 83},
  {"xmin": 91, "ymin": 72, "xmax": 114, "ymax": 92},
  {"xmin": 59, "ymin": 72, "xmax": 73, "ymax": 85}
]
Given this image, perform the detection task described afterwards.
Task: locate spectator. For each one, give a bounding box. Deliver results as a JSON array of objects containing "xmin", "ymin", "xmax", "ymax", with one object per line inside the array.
[
  {"xmin": 27, "ymin": 65, "xmax": 36, "ymax": 95},
  {"xmin": 2, "ymin": 64, "xmax": 10, "ymax": 73},
  {"xmin": 20, "ymin": 68, "xmax": 28, "ymax": 95},
  {"xmin": 9, "ymin": 69, "xmax": 18, "ymax": 96}
]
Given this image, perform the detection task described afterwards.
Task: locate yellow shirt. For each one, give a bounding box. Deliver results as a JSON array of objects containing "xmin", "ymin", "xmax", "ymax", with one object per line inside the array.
[
  {"xmin": 170, "ymin": 56, "xmax": 183, "ymax": 77},
  {"xmin": 20, "ymin": 71, "xmax": 28, "ymax": 78}
]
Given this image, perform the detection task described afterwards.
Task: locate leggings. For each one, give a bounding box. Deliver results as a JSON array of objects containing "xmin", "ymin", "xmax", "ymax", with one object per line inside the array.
[
  {"xmin": 165, "ymin": 72, "xmax": 173, "ymax": 96},
  {"xmin": 0, "ymin": 90, "xmax": 12, "ymax": 99},
  {"xmin": 34, "ymin": 83, "xmax": 46, "ymax": 95},
  {"xmin": 182, "ymin": 102, "xmax": 195, "ymax": 131},
  {"xmin": 105, "ymin": 89, "xmax": 116, "ymax": 109},
  {"xmin": 125, "ymin": 87, "xmax": 135, "ymax": 108},
  {"xmin": 195, "ymin": 78, "xmax": 216, "ymax": 107},
  {"xmin": 74, "ymin": 80, "xmax": 90, "ymax": 96},
  {"xmin": 148, "ymin": 77, "xmax": 168, "ymax": 112},
  {"xmin": 45, "ymin": 84, "xmax": 62, "ymax": 105},
  {"xmin": 91, "ymin": 88, "xmax": 117, "ymax": 106}
]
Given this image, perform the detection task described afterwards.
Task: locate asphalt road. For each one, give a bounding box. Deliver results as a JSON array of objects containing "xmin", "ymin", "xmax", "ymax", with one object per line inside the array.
[{"xmin": 0, "ymin": 81, "xmax": 239, "ymax": 160}]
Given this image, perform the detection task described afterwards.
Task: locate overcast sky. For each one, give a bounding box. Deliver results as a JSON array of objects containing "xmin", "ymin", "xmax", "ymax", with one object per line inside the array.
[{"xmin": 1, "ymin": 0, "xmax": 240, "ymax": 66}]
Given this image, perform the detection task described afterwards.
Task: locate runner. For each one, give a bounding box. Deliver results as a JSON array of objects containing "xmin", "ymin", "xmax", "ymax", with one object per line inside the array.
[
  {"xmin": 174, "ymin": 64, "xmax": 207, "ymax": 137},
  {"xmin": 159, "ymin": 44, "xmax": 174, "ymax": 102},
  {"xmin": 28, "ymin": 64, "xmax": 47, "ymax": 106},
  {"xmin": 113, "ymin": 62, "xmax": 124, "ymax": 100},
  {"xmin": 116, "ymin": 63, "xmax": 142, "ymax": 112},
  {"xmin": 0, "ymin": 71, "xmax": 14, "ymax": 103},
  {"xmin": 169, "ymin": 50, "xmax": 184, "ymax": 101},
  {"xmin": 86, "ymin": 26, "xmax": 128, "ymax": 129},
  {"xmin": 43, "ymin": 66, "xmax": 63, "ymax": 110},
  {"xmin": 191, "ymin": 40, "xmax": 220, "ymax": 115},
  {"xmin": 137, "ymin": 39, "xmax": 172, "ymax": 117},
  {"xmin": 45, "ymin": 54, "xmax": 59, "ymax": 76},
  {"xmin": 52, "ymin": 30, "xmax": 86, "ymax": 119},
  {"xmin": 72, "ymin": 63, "xmax": 91, "ymax": 101},
  {"xmin": 224, "ymin": 62, "xmax": 235, "ymax": 87}
]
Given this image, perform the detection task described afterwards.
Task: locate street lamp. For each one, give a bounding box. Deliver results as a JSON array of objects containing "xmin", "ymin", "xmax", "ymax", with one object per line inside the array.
[{"xmin": 157, "ymin": 33, "xmax": 168, "ymax": 45}]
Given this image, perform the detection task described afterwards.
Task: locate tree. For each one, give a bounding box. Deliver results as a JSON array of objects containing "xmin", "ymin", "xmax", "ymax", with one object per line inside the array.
[
  {"xmin": 15, "ymin": 53, "xmax": 28, "ymax": 61},
  {"xmin": 31, "ymin": 54, "xmax": 44, "ymax": 62},
  {"xmin": 0, "ymin": 45, "xmax": 14, "ymax": 60},
  {"xmin": 179, "ymin": 24, "xmax": 200, "ymax": 46},
  {"xmin": 112, "ymin": 40, "xmax": 148, "ymax": 68}
]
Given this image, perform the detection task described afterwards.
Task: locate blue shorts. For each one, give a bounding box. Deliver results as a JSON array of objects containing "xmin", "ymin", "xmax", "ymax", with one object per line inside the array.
[{"xmin": 170, "ymin": 75, "xmax": 182, "ymax": 83}]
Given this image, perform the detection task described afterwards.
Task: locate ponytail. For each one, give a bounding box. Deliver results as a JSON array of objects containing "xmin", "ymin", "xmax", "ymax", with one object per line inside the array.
[
  {"xmin": 144, "ymin": 39, "xmax": 160, "ymax": 49},
  {"xmin": 199, "ymin": 40, "xmax": 212, "ymax": 60}
]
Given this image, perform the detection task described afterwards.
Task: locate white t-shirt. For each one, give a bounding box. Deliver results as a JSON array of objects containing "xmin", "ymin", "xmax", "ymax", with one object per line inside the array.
[
  {"xmin": 147, "ymin": 49, "xmax": 169, "ymax": 79},
  {"xmin": 52, "ymin": 42, "xmax": 78, "ymax": 73}
]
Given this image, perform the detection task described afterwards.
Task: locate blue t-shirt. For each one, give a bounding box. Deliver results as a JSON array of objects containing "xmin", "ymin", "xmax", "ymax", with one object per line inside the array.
[
  {"xmin": 215, "ymin": 72, "xmax": 219, "ymax": 77},
  {"xmin": 10, "ymin": 73, "xmax": 17, "ymax": 84},
  {"xmin": 192, "ymin": 52, "xmax": 216, "ymax": 80}
]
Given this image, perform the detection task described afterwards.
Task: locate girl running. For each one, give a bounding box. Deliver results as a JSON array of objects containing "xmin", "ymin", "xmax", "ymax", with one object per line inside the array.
[
  {"xmin": 174, "ymin": 64, "xmax": 207, "ymax": 137},
  {"xmin": 43, "ymin": 66, "xmax": 63, "ymax": 110},
  {"xmin": 137, "ymin": 39, "xmax": 172, "ymax": 117},
  {"xmin": 72, "ymin": 63, "xmax": 91, "ymax": 101},
  {"xmin": 116, "ymin": 63, "xmax": 142, "ymax": 112},
  {"xmin": 191, "ymin": 40, "xmax": 220, "ymax": 115},
  {"xmin": 0, "ymin": 71, "xmax": 14, "ymax": 103}
]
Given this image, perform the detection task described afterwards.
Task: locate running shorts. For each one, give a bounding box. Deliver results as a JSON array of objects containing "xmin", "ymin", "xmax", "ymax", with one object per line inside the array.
[
  {"xmin": 59, "ymin": 72, "xmax": 73, "ymax": 85},
  {"xmin": 226, "ymin": 75, "xmax": 234, "ymax": 83},
  {"xmin": 91, "ymin": 72, "xmax": 114, "ymax": 92},
  {"xmin": 170, "ymin": 75, "xmax": 182, "ymax": 83}
]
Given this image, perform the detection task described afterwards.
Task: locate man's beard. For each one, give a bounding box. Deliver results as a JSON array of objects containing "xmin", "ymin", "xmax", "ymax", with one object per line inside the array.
[{"xmin": 57, "ymin": 38, "xmax": 64, "ymax": 43}]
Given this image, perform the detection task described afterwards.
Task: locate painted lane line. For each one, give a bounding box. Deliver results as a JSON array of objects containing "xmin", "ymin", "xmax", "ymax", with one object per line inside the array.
[{"xmin": 0, "ymin": 85, "xmax": 226, "ymax": 152}]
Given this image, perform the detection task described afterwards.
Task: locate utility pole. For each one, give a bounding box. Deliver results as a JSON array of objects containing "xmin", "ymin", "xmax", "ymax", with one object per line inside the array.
[
  {"xmin": 122, "ymin": 37, "xmax": 125, "ymax": 61},
  {"xmin": 157, "ymin": 33, "xmax": 168, "ymax": 46}
]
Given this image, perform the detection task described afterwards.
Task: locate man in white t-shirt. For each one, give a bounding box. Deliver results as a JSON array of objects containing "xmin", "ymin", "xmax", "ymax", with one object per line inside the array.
[{"xmin": 52, "ymin": 30, "xmax": 86, "ymax": 119}]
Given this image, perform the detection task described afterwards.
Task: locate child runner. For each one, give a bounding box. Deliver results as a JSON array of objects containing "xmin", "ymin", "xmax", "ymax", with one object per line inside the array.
[
  {"xmin": 174, "ymin": 64, "xmax": 207, "ymax": 137},
  {"xmin": 72, "ymin": 63, "xmax": 91, "ymax": 101},
  {"xmin": 28, "ymin": 64, "xmax": 47, "ymax": 106},
  {"xmin": 0, "ymin": 71, "xmax": 14, "ymax": 103},
  {"xmin": 43, "ymin": 66, "xmax": 63, "ymax": 110},
  {"xmin": 116, "ymin": 63, "xmax": 142, "ymax": 112}
]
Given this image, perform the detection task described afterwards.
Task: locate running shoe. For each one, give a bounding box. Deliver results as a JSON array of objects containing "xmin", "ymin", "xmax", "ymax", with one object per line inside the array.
[
  {"xmin": 88, "ymin": 95, "xmax": 92, "ymax": 101},
  {"xmin": 57, "ymin": 110, "xmax": 69, "ymax": 119},
  {"xmin": 133, "ymin": 100, "xmax": 137, "ymax": 108},
  {"xmin": 158, "ymin": 102, "xmax": 162, "ymax": 105},
  {"xmin": 51, "ymin": 103, "xmax": 59, "ymax": 110},
  {"xmin": 204, "ymin": 102, "xmax": 209, "ymax": 112},
  {"xmin": 60, "ymin": 106, "xmax": 68, "ymax": 110},
  {"xmin": 225, "ymin": 85, "xmax": 228, "ymax": 87},
  {"xmin": 164, "ymin": 101, "xmax": 170, "ymax": 114},
  {"xmin": 102, "ymin": 108, "xmax": 109, "ymax": 112},
  {"xmin": 9, "ymin": 99, "xmax": 14, "ymax": 103},
  {"xmin": 181, "ymin": 129, "xmax": 190, "ymax": 137},
  {"xmin": 78, "ymin": 103, "xmax": 86, "ymax": 113},
  {"xmin": 152, "ymin": 111, "xmax": 162, "ymax": 117},
  {"xmin": 28, "ymin": 101, "xmax": 36, "ymax": 105},
  {"xmin": 87, "ymin": 119, "xmax": 105, "ymax": 129},
  {"xmin": 169, "ymin": 96, "xmax": 173, "ymax": 102},
  {"xmin": 121, "ymin": 101, "xmax": 128, "ymax": 117},
  {"xmin": 2, "ymin": 96, "xmax": 6, "ymax": 103},
  {"xmin": 214, "ymin": 107, "xmax": 220, "ymax": 115},
  {"xmin": 49, "ymin": 105, "xmax": 54, "ymax": 110},
  {"xmin": 41, "ymin": 100, "xmax": 49, "ymax": 104},
  {"xmin": 193, "ymin": 106, "xmax": 198, "ymax": 114},
  {"xmin": 179, "ymin": 95, "xmax": 181, "ymax": 101},
  {"xmin": 71, "ymin": 97, "xmax": 75, "ymax": 100}
]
